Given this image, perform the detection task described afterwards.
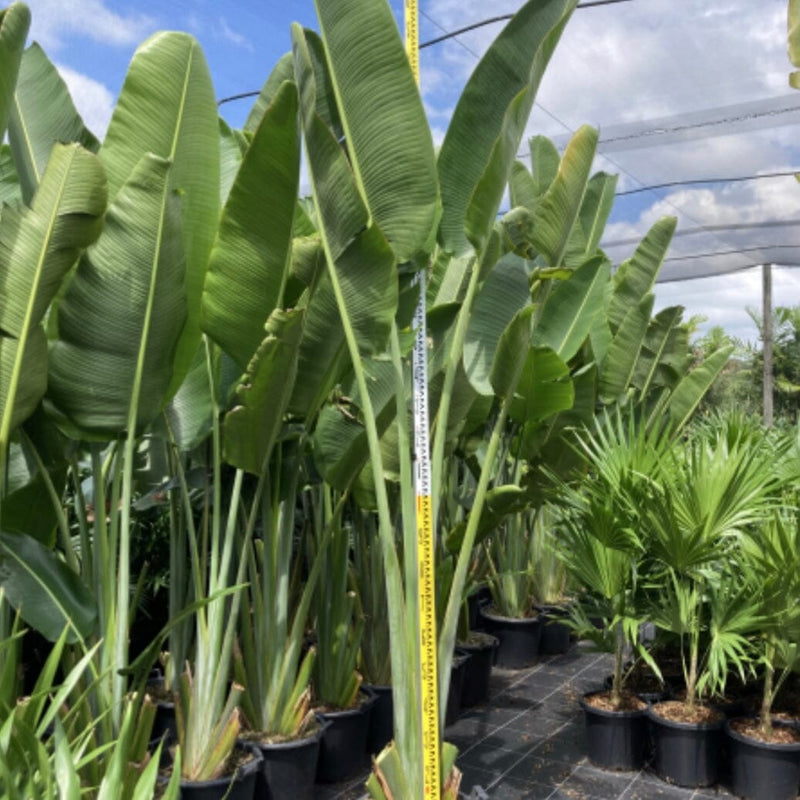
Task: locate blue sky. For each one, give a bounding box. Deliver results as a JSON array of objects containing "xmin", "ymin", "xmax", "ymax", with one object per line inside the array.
[{"xmin": 20, "ymin": 0, "xmax": 800, "ymax": 345}]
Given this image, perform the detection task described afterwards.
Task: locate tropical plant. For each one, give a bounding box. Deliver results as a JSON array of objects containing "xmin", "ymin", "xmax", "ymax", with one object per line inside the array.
[
  {"xmin": 553, "ymin": 411, "xmax": 671, "ymax": 707},
  {"xmin": 308, "ymin": 487, "xmax": 365, "ymax": 710},
  {"xmin": 738, "ymin": 502, "xmax": 800, "ymax": 737},
  {"xmin": 642, "ymin": 415, "xmax": 792, "ymax": 710},
  {"xmin": 528, "ymin": 505, "xmax": 570, "ymax": 606}
]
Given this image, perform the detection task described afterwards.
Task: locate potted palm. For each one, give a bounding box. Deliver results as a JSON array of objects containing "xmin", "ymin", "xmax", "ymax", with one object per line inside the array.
[
  {"xmin": 725, "ymin": 504, "xmax": 800, "ymax": 800},
  {"xmin": 554, "ymin": 411, "xmax": 670, "ymax": 771},
  {"xmin": 643, "ymin": 415, "xmax": 790, "ymax": 788}
]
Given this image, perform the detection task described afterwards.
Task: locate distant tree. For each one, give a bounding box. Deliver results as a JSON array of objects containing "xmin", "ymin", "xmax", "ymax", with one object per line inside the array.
[
  {"xmin": 746, "ymin": 305, "xmax": 800, "ymax": 424},
  {"xmin": 691, "ymin": 324, "xmax": 760, "ymax": 418}
]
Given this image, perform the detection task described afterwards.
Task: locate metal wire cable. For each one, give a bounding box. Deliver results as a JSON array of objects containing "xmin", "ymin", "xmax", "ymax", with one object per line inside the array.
[{"xmin": 419, "ymin": 0, "xmax": 634, "ymax": 49}]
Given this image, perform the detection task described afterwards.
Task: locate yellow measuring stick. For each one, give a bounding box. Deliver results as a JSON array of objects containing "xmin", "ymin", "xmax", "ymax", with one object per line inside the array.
[{"xmin": 406, "ymin": 2, "xmax": 441, "ymax": 798}]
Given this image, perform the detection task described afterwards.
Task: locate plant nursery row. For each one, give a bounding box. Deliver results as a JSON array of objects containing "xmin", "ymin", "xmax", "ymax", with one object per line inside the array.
[{"xmin": 0, "ymin": 0, "xmax": 799, "ymax": 798}]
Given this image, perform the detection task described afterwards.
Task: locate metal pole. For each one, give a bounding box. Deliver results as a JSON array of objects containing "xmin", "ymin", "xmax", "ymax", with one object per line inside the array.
[{"xmin": 763, "ymin": 263, "xmax": 774, "ymax": 427}]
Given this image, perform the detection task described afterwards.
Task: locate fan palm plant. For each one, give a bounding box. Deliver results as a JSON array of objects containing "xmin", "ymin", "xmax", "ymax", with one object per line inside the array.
[
  {"xmin": 554, "ymin": 410, "xmax": 671, "ymax": 707},
  {"xmin": 739, "ymin": 503, "xmax": 800, "ymax": 737},
  {"xmin": 642, "ymin": 415, "xmax": 791, "ymax": 711}
]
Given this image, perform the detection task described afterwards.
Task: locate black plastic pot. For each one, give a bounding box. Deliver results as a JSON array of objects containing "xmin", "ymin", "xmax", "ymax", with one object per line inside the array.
[
  {"xmin": 178, "ymin": 741, "xmax": 263, "ymax": 800},
  {"xmin": 478, "ymin": 607, "xmax": 542, "ymax": 669},
  {"xmin": 445, "ymin": 653, "xmax": 470, "ymax": 727},
  {"xmin": 253, "ymin": 718, "xmax": 329, "ymax": 800},
  {"xmin": 467, "ymin": 586, "xmax": 492, "ymax": 631},
  {"xmin": 647, "ymin": 703, "xmax": 724, "ymax": 788},
  {"xmin": 315, "ymin": 688, "xmax": 377, "ymax": 783},
  {"xmin": 457, "ymin": 633, "xmax": 498, "ymax": 707},
  {"xmin": 535, "ymin": 605, "xmax": 571, "ymax": 655},
  {"xmin": 152, "ymin": 698, "xmax": 178, "ymax": 746},
  {"xmin": 579, "ymin": 691, "xmax": 648, "ymax": 770},
  {"xmin": 725, "ymin": 718, "xmax": 800, "ymax": 800},
  {"xmin": 364, "ymin": 683, "xmax": 393, "ymax": 757}
]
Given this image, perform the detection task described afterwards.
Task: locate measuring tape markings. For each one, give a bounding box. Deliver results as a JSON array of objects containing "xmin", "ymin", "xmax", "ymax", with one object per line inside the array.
[{"xmin": 406, "ymin": 2, "xmax": 441, "ymax": 797}]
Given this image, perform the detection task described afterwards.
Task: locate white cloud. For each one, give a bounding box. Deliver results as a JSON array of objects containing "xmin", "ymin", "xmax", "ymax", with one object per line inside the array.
[
  {"xmin": 25, "ymin": 0, "xmax": 156, "ymax": 51},
  {"xmin": 55, "ymin": 63, "xmax": 115, "ymax": 139},
  {"xmin": 419, "ymin": 0, "xmax": 798, "ymax": 341},
  {"xmin": 219, "ymin": 17, "xmax": 253, "ymax": 52}
]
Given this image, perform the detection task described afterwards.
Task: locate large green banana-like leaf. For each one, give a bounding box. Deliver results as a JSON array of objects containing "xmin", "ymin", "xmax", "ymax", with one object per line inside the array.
[
  {"xmin": 463, "ymin": 255, "xmax": 530, "ymax": 395},
  {"xmin": 575, "ymin": 171, "xmax": 618, "ymax": 259},
  {"xmin": 465, "ymin": 31, "xmax": 580, "ymax": 257},
  {"xmin": 312, "ymin": 357, "xmax": 397, "ymax": 491},
  {"xmin": 509, "ymin": 161, "xmax": 539, "ymax": 211},
  {"xmin": 0, "ymin": 529, "xmax": 96, "ymax": 642},
  {"xmin": 224, "ymin": 309, "xmax": 304, "ymax": 475},
  {"xmin": 438, "ymin": 0, "xmax": 578, "ymax": 255},
  {"xmin": 2, "ymin": 426, "xmax": 66, "ymax": 545},
  {"xmin": 9, "ymin": 44, "xmax": 100, "ymax": 205},
  {"xmin": 529, "ymin": 125, "xmax": 598, "ymax": 267},
  {"xmin": 631, "ymin": 305, "xmax": 690, "ymax": 398},
  {"xmin": 160, "ymin": 342, "xmax": 214, "ymax": 452},
  {"xmin": 667, "ymin": 345, "xmax": 734, "ymax": 432},
  {"xmin": 244, "ymin": 52, "xmax": 293, "ymax": 135},
  {"xmin": 47, "ymin": 155, "xmax": 185, "ymax": 435},
  {"xmin": 100, "ymin": 32, "xmax": 219, "ymax": 395},
  {"xmin": 529, "ymin": 135, "xmax": 561, "ymax": 197},
  {"xmin": 522, "ymin": 362, "xmax": 596, "ymax": 472},
  {"xmin": 202, "ymin": 81, "xmax": 300, "ymax": 370},
  {"xmin": 0, "ymin": 2, "xmax": 28, "ymax": 144},
  {"xmin": 0, "ymin": 144, "xmax": 20, "ymax": 205},
  {"xmin": 292, "ymin": 24, "xmax": 397, "ymax": 357},
  {"xmin": 218, "ymin": 118, "xmax": 246, "ymax": 206},
  {"xmin": 313, "ymin": 0, "xmax": 438, "ymax": 261},
  {"xmin": 490, "ymin": 306, "xmax": 535, "ymax": 399},
  {"xmin": 510, "ymin": 346, "xmax": 574, "ymax": 426},
  {"xmin": 0, "ymin": 143, "xmax": 106, "ymax": 446},
  {"xmin": 607, "ymin": 216, "xmax": 676, "ymax": 330},
  {"xmin": 287, "ymin": 243, "xmax": 351, "ymax": 419},
  {"xmin": 598, "ymin": 294, "xmax": 655, "ymax": 404},
  {"xmin": 534, "ymin": 255, "xmax": 610, "ymax": 362}
]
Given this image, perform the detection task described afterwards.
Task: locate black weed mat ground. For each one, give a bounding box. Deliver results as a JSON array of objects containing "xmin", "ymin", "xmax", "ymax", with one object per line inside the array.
[{"xmin": 317, "ymin": 643, "xmax": 740, "ymax": 800}]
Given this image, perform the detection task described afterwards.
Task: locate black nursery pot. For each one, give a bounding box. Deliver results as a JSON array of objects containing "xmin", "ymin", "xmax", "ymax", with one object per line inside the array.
[
  {"xmin": 179, "ymin": 741, "xmax": 263, "ymax": 800},
  {"xmin": 254, "ymin": 718, "xmax": 330, "ymax": 800},
  {"xmin": 445, "ymin": 653, "xmax": 471, "ymax": 727},
  {"xmin": 467, "ymin": 586, "xmax": 493, "ymax": 631},
  {"xmin": 647, "ymin": 704, "xmax": 724, "ymax": 788},
  {"xmin": 364, "ymin": 683, "xmax": 394, "ymax": 757},
  {"xmin": 151, "ymin": 698, "xmax": 178, "ymax": 747},
  {"xmin": 478, "ymin": 607, "xmax": 542, "ymax": 669},
  {"xmin": 535, "ymin": 605, "xmax": 571, "ymax": 655},
  {"xmin": 315, "ymin": 688, "xmax": 377, "ymax": 784},
  {"xmin": 457, "ymin": 633, "xmax": 499, "ymax": 707},
  {"xmin": 580, "ymin": 691, "xmax": 648, "ymax": 771},
  {"xmin": 725, "ymin": 718, "xmax": 800, "ymax": 800}
]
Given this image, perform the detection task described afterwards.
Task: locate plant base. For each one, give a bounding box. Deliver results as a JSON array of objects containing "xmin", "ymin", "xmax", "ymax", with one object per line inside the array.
[
  {"xmin": 580, "ymin": 691, "xmax": 648, "ymax": 771},
  {"xmin": 479, "ymin": 607, "xmax": 541, "ymax": 669},
  {"xmin": 315, "ymin": 689, "xmax": 377, "ymax": 784},
  {"xmin": 647, "ymin": 704, "xmax": 723, "ymax": 787},
  {"xmin": 726, "ymin": 718, "xmax": 800, "ymax": 800},
  {"xmin": 254, "ymin": 720, "xmax": 329, "ymax": 800}
]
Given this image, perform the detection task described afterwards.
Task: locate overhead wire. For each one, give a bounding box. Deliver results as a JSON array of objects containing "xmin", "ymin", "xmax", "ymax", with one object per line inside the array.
[
  {"xmin": 417, "ymin": 5, "xmax": 753, "ymax": 261},
  {"xmin": 216, "ymin": 2, "xmax": 786, "ymax": 274},
  {"xmin": 419, "ymin": 0, "xmax": 634, "ymax": 50}
]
